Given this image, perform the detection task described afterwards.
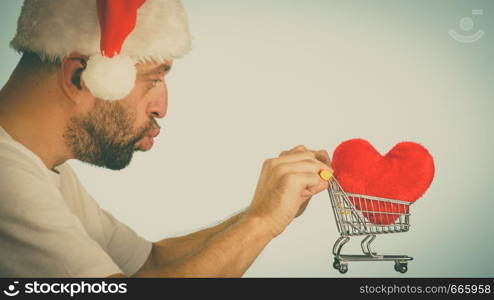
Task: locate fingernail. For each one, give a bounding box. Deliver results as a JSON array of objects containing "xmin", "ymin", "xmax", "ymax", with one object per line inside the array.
[{"xmin": 319, "ymin": 169, "xmax": 333, "ymax": 181}]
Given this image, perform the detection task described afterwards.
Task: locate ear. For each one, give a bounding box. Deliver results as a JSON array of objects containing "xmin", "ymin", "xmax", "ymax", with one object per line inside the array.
[{"xmin": 59, "ymin": 52, "xmax": 90, "ymax": 103}]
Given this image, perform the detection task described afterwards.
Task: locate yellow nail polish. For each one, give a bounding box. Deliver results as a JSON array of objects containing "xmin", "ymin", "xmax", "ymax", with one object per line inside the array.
[{"xmin": 319, "ymin": 169, "xmax": 333, "ymax": 181}]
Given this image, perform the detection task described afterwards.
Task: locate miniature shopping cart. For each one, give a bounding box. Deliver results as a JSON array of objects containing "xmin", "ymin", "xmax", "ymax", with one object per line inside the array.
[{"xmin": 328, "ymin": 177, "xmax": 413, "ymax": 274}]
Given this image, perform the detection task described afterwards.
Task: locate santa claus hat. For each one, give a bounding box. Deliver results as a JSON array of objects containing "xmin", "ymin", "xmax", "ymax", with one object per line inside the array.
[{"xmin": 11, "ymin": 0, "xmax": 192, "ymax": 100}]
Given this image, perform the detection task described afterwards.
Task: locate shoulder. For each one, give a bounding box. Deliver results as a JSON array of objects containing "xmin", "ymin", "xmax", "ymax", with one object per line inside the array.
[
  {"xmin": 0, "ymin": 138, "xmax": 47, "ymax": 181},
  {"xmin": 56, "ymin": 162, "xmax": 90, "ymax": 195},
  {"xmin": 56, "ymin": 161, "xmax": 77, "ymax": 181},
  {"xmin": 0, "ymin": 139, "xmax": 60, "ymax": 209}
]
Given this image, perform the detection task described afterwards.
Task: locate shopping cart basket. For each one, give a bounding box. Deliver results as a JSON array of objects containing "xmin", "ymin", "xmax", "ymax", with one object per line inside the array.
[{"xmin": 328, "ymin": 176, "xmax": 413, "ymax": 274}]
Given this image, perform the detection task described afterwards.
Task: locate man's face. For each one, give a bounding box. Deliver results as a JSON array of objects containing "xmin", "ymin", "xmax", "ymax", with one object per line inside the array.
[{"xmin": 63, "ymin": 60, "xmax": 171, "ymax": 170}]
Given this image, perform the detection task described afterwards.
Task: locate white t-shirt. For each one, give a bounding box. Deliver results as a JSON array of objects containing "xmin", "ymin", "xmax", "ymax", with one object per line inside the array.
[{"xmin": 0, "ymin": 126, "xmax": 152, "ymax": 277}]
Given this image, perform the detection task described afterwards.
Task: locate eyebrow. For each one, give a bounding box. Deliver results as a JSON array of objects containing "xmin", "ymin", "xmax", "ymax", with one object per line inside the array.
[{"xmin": 143, "ymin": 64, "xmax": 171, "ymax": 76}]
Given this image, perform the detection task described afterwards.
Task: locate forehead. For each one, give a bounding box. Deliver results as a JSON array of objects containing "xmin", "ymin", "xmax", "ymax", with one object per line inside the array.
[{"xmin": 136, "ymin": 60, "xmax": 173, "ymax": 75}]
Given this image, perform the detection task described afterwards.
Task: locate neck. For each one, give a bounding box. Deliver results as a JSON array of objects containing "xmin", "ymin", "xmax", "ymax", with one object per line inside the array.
[{"xmin": 0, "ymin": 72, "xmax": 73, "ymax": 172}]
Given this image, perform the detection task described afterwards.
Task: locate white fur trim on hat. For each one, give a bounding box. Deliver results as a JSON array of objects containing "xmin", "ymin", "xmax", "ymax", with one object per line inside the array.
[
  {"xmin": 10, "ymin": 0, "xmax": 192, "ymax": 63},
  {"xmin": 82, "ymin": 54, "xmax": 136, "ymax": 100}
]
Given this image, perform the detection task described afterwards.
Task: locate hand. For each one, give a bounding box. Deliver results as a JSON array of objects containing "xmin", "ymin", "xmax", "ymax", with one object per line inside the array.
[
  {"xmin": 245, "ymin": 145, "xmax": 333, "ymax": 238},
  {"xmin": 288, "ymin": 148, "xmax": 332, "ymax": 218}
]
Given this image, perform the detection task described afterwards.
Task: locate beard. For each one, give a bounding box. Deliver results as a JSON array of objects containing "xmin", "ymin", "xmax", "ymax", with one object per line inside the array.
[{"xmin": 63, "ymin": 99, "xmax": 158, "ymax": 170}]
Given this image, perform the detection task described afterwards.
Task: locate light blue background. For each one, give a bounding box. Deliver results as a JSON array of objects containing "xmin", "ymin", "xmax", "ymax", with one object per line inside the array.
[{"xmin": 1, "ymin": 0, "xmax": 493, "ymax": 277}]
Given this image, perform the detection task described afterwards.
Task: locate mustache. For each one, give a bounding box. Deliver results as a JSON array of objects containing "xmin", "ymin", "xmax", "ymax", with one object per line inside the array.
[
  {"xmin": 149, "ymin": 118, "xmax": 161, "ymax": 131},
  {"xmin": 141, "ymin": 118, "xmax": 161, "ymax": 134},
  {"xmin": 130, "ymin": 118, "xmax": 161, "ymax": 145}
]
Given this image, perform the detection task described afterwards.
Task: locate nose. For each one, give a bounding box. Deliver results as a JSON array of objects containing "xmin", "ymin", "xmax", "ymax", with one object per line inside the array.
[{"xmin": 147, "ymin": 81, "xmax": 168, "ymax": 119}]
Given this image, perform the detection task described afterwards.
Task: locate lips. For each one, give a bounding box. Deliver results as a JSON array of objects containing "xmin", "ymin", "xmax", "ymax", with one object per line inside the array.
[
  {"xmin": 136, "ymin": 128, "xmax": 160, "ymax": 150},
  {"xmin": 147, "ymin": 128, "xmax": 160, "ymax": 138}
]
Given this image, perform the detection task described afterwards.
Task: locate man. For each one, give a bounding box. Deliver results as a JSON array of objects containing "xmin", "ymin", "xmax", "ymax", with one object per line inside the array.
[{"xmin": 0, "ymin": 0, "xmax": 332, "ymax": 277}]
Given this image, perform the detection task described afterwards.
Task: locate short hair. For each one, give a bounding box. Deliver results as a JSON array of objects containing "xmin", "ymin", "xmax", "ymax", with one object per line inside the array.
[{"xmin": 16, "ymin": 51, "xmax": 60, "ymax": 75}]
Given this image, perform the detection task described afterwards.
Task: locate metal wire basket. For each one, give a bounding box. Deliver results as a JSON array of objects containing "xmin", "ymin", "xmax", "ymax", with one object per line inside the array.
[{"xmin": 328, "ymin": 177, "xmax": 413, "ymax": 274}]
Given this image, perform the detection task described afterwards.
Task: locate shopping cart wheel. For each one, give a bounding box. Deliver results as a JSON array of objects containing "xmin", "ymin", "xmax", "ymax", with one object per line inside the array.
[
  {"xmin": 338, "ymin": 264, "xmax": 348, "ymax": 274},
  {"xmin": 394, "ymin": 262, "xmax": 408, "ymax": 274},
  {"xmin": 332, "ymin": 258, "xmax": 340, "ymax": 270}
]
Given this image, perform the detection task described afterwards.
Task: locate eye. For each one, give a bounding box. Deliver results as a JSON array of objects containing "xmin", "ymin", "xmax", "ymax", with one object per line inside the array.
[{"xmin": 151, "ymin": 79, "xmax": 160, "ymax": 88}]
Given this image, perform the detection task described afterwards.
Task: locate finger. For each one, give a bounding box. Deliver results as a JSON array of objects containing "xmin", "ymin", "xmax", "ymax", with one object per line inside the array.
[
  {"xmin": 319, "ymin": 169, "xmax": 333, "ymax": 181},
  {"xmin": 274, "ymin": 159, "xmax": 333, "ymax": 177},
  {"xmin": 290, "ymin": 144, "xmax": 308, "ymax": 153},
  {"xmin": 314, "ymin": 149, "xmax": 332, "ymax": 167},
  {"xmin": 295, "ymin": 198, "xmax": 310, "ymax": 216},
  {"xmin": 302, "ymin": 178, "xmax": 330, "ymax": 197},
  {"xmin": 283, "ymin": 172, "xmax": 330, "ymax": 194},
  {"xmin": 303, "ymin": 172, "xmax": 330, "ymax": 194},
  {"xmin": 280, "ymin": 148, "xmax": 332, "ymax": 167},
  {"xmin": 279, "ymin": 144, "xmax": 308, "ymax": 156},
  {"xmin": 300, "ymin": 190, "xmax": 313, "ymax": 199},
  {"xmin": 307, "ymin": 177, "xmax": 330, "ymax": 194},
  {"xmin": 276, "ymin": 151, "xmax": 316, "ymax": 164}
]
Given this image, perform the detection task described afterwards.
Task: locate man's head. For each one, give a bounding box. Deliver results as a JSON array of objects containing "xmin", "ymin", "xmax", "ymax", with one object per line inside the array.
[
  {"xmin": 5, "ymin": 0, "xmax": 191, "ymax": 170},
  {"xmin": 63, "ymin": 53, "xmax": 170, "ymax": 170},
  {"xmin": 13, "ymin": 51, "xmax": 170, "ymax": 170}
]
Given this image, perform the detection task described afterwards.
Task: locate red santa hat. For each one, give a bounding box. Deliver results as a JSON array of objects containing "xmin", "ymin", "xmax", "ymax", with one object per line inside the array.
[{"xmin": 11, "ymin": 0, "xmax": 192, "ymax": 100}]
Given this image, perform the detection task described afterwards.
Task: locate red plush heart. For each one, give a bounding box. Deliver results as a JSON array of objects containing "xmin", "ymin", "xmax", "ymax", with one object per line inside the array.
[{"xmin": 332, "ymin": 139, "xmax": 434, "ymax": 225}]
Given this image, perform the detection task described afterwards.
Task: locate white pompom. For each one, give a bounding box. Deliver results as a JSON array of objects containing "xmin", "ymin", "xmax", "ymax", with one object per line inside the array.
[{"xmin": 82, "ymin": 54, "xmax": 136, "ymax": 100}]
